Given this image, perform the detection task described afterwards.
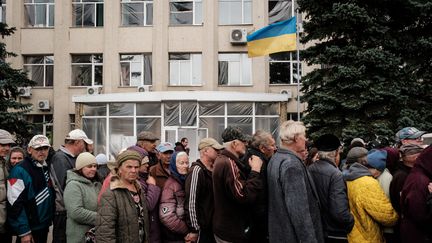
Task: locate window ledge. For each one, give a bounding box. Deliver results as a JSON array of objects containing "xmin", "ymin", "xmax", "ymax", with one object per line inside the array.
[
  {"xmin": 68, "ymin": 86, "xmax": 102, "ymax": 89},
  {"xmin": 119, "ymin": 25, "xmax": 153, "ymax": 28},
  {"xmin": 21, "ymin": 27, "xmax": 54, "ymax": 29},
  {"xmin": 69, "ymin": 26, "xmax": 104, "ymax": 29},
  {"xmin": 218, "ymin": 85, "xmax": 254, "ymax": 87},
  {"xmin": 218, "ymin": 23, "xmax": 253, "ymax": 26},
  {"xmin": 32, "ymin": 86, "xmax": 53, "ymax": 89},
  {"xmin": 168, "ymin": 24, "xmax": 204, "ymax": 27},
  {"xmin": 168, "ymin": 85, "xmax": 203, "ymax": 87}
]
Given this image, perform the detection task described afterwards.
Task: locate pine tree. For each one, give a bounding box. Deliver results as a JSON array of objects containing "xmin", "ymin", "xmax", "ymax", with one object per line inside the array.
[
  {"xmin": 298, "ymin": 0, "xmax": 431, "ymax": 143},
  {"xmin": 0, "ymin": 22, "xmax": 35, "ymax": 143}
]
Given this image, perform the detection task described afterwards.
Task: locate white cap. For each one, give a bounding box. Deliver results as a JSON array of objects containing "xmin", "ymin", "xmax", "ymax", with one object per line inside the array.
[
  {"xmin": 95, "ymin": 153, "xmax": 108, "ymax": 165},
  {"xmin": 28, "ymin": 135, "xmax": 51, "ymax": 149},
  {"xmin": 66, "ymin": 129, "xmax": 93, "ymax": 145}
]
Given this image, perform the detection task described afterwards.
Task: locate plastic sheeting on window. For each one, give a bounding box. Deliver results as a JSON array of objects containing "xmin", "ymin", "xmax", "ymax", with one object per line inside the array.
[
  {"xmin": 164, "ymin": 102, "xmax": 180, "ymax": 126},
  {"xmin": 109, "ymin": 103, "xmax": 134, "ymax": 116},
  {"xmin": 164, "ymin": 102, "xmax": 197, "ymax": 126},
  {"xmin": 255, "ymin": 102, "xmax": 279, "ymax": 115},
  {"xmin": 170, "ymin": 2, "xmax": 193, "ymax": 25},
  {"xmin": 181, "ymin": 102, "xmax": 197, "ymax": 126},
  {"xmin": 24, "ymin": 65, "xmax": 44, "ymax": 86},
  {"xmin": 137, "ymin": 118, "xmax": 161, "ymax": 138},
  {"xmin": 227, "ymin": 102, "xmax": 252, "ymax": 115},
  {"xmin": 137, "ymin": 102, "xmax": 160, "ymax": 116},
  {"xmin": 83, "ymin": 104, "xmax": 107, "ymax": 116},
  {"xmin": 122, "ymin": 2, "xmax": 145, "ymax": 26},
  {"xmin": 83, "ymin": 117, "xmax": 106, "ymax": 156},
  {"xmin": 71, "ymin": 65, "xmax": 92, "ymax": 86},
  {"xmin": 109, "ymin": 118, "xmax": 134, "ymax": 158},
  {"xmin": 269, "ymin": 0, "xmax": 292, "ymax": 24},
  {"xmin": 73, "ymin": 3, "xmax": 103, "ymax": 27},
  {"xmin": 227, "ymin": 117, "xmax": 253, "ymax": 135},
  {"xmin": 199, "ymin": 117, "xmax": 225, "ymax": 143},
  {"xmin": 256, "ymin": 117, "xmax": 279, "ymax": 140},
  {"xmin": 199, "ymin": 102, "xmax": 224, "ymax": 116},
  {"xmin": 218, "ymin": 61, "xmax": 228, "ymax": 85}
]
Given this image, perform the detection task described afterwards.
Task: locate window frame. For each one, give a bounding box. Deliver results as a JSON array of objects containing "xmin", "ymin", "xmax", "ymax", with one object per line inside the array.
[
  {"xmin": 218, "ymin": 0, "xmax": 252, "ymax": 25},
  {"xmin": 119, "ymin": 53, "xmax": 152, "ymax": 87},
  {"xmin": 0, "ymin": 0, "xmax": 6, "ymax": 23},
  {"xmin": 23, "ymin": 55, "xmax": 54, "ymax": 87},
  {"xmin": 169, "ymin": 53, "xmax": 202, "ymax": 86},
  {"xmin": 169, "ymin": 0, "xmax": 202, "ymax": 25},
  {"xmin": 269, "ymin": 52, "xmax": 302, "ymax": 85},
  {"xmin": 121, "ymin": 0, "xmax": 153, "ymax": 26},
  {"xmin": 24, "ymin": 0, "xmax": 54, "ymax": 27},
  {"xmin": 71, "ymin": 54, "xmax": 103, "ymax": 87},
  {"xmin": 218, "ymin": 53, "xmax": 252, "ymax": 86},
  {"xmin": 72, "ymin": 0, "xmax": 104, "ymax": 27}
]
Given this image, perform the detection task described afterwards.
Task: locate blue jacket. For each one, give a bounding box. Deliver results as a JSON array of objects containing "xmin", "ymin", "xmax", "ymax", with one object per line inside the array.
[{"xmin": 7, "ymin": 156, "xmax": 55, "ymax": 236}]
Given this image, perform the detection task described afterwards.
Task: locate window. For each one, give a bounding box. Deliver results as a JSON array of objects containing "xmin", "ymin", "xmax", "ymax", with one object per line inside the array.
[
  {"xmin": 268, "ymin": 0, "xmax": 292, "ymax": 24},
  {"xmin": 24, "ymin": 0, "xmax": 54, "ymax": 27},
  {"xmin": 170, "ymin": 0, "xmax": 202, "ymax": 25},
  {"xmin": 269, "ymin": 52, "xmax": 301, "ymax": 84},
  {"xmin": 0, "ymin": 0, "xmax": 6, "ymax": 23},
  {"xmin": 169, "ymin": 53, "xmax": 202, "ymax": 86},
  {"xmin": 121, "ymin": 0, "xmax": 153, "ymax": 26},
  {"xmin": 219, "ymin": 0, "xmax": 251, "ymax": 25},
  {"xmin": 120, "ymin": 54, "xmax": 152, "ymax": 86},
  {"xmin": 218, "ymin": 53, "xmax": 251, "ymax": 86},
  {"xmin": 23, "ymin": 55, "xmax": 54, "ymax": 87},
  {"xmin": 26, "ymin": 114, "xmax": 53, "ymax": 142},
  {"xmin": 71, "ymin": 54, "xmax": 103, "ymax": 86},
  {"xmin": 72, "ymin": 0, "xmax": 104, "ymax": 27}
]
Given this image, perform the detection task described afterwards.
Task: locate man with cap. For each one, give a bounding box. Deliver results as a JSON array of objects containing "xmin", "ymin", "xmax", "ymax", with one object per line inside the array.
[
  {"xmin": 0, "ymin": 129, "xmax": 15, "ymax": 243},
  {"xmin": 241, "ymin": 130, "xmax": 276, "ymax": 243},
  {"xmin": 308, "ymin": 134, "xmax": 354, "ymax": 243},
  {"xmin": 212, "ymin": 126, "xmax": 263, "ymax": 243},
  {"xmin": 50, "ymin": 128, "xmax": 93, "ymax": 243},
  {"xmin": 185, "ymin": 137, "xmax": 224, "ymax": 243},
  {"xmin": 149, "ymin": 142, "xmax": 174, "ymax": 189},
  {"xmin": 396, "ymin": 127, "xmax": 426, "ymax": 147},
  {"xmin": 267, "ymin": 121, "xmax": 324, "ymax": 243},
  {"xmin": 136, "ymin": 131, "xmax": 159, "ymax": 167},
  {"xmin": 7, "ymin": 135, "xmax": 55, "ymax": 243}
]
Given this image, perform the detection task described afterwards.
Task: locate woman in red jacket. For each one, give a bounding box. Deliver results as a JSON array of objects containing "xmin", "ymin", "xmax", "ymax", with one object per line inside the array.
[{"xmin": 159, "ymin": 152, "xmax": 191, "ymax": 243}]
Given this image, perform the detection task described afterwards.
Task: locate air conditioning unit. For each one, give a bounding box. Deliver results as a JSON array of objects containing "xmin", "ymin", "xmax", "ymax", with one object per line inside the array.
[
  {"xmin": 18, "ymin": 87, "xmax": 32, "ymax": 98},
  {"xmin": 87, "ymin": 86, "xmax": 102, "ymax": 95},
  {"xmin": 137, "ymin": 85, "xmax": 152, "ymax": 92},
  {"xmin": 230, "ymin": 28, "xmax": 247, "ymax": 44},
  {"xmin": 280, "ymin": 89, "xmax": 293, "ymax": 99},
  {"xmin": 37, "ymin": 100, "xmax": 50, "ymax": 110}
]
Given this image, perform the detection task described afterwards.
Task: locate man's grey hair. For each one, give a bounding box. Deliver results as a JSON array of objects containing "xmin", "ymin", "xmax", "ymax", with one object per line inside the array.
[
  {"xmin": 279, "ymin": 120, "xmax": 306, "ymax": 144},
  {"xmin": 176, "ymin": 151, "xmax": 188, "ymax": 162},
  {"xmin": 250, "ymin": 130, "xmax": 273, "ymax": 149},
  {"xmin": 317, "ymin": 150, "xmax": 338, "ymax": 163}
]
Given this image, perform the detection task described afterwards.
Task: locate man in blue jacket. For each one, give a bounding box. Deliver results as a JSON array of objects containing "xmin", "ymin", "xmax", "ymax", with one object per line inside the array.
[{"xmin": 7, "ymin": 135, "xmax": 55, "ymax": 243}]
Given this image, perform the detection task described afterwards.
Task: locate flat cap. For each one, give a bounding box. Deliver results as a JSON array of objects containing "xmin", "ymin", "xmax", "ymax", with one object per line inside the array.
[
  {"xmin": 221, "ymin": 126, "xmax": 250, "ymax": 143},
  {"xmin": 137, "ymin": 131, "xmax": 159, "ymax": 141},
  {"xmin": 315, "ymin": 134, "xmax": 341, "ymax": 152}
]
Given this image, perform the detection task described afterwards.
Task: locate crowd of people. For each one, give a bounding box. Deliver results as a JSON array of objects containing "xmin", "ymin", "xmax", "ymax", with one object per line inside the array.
[{"xmin": 0, "ymin": 122, "xmax": 431, "ymax": 243}]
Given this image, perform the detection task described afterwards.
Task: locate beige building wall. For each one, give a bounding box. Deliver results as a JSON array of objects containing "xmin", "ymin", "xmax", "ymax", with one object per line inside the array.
[{"xmin": 3, "ymin": 1, "xmax": 307, "ymax": 148}]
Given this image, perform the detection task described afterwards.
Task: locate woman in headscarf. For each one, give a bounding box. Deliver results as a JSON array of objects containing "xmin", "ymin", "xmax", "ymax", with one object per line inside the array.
[
  {"xmin": 64, "ymin": 152, "xmax": 101, "ymax": 243},
  {"xmin": 95, "ymin": 150, "xmax": 149, "ymax": 243},
  {"xmin": 159, "ymin": 152, "xmax": 191, "ymax": 243}
]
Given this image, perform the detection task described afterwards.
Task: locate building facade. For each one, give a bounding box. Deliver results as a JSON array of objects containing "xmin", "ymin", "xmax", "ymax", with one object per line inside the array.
[{"xmin": 2, "ymin": 0, "xmax": 306, "ymax": 160}]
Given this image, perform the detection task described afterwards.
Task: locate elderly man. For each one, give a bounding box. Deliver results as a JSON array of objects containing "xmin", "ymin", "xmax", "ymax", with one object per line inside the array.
[
  {"xmin": 267, "ymin": 120, "xmax": 324, "ymax": 243},
  {"xmin": 395, "ymin": 127, "xmax": 426, "ymax": 146},
  {"xmin": 149, "ymin": 142, "xmax": 174, "ymax": 189},
  {"xmin": 50, "ymin": 128, "xmax": 93, "ymax": 243},
  {"xmin": 8, "ymin": 135, "xmax": 55, "ymax": 243},
  {"xmin": 0, "ymin": 129, "xmax": 15, "ymax": 243},
  {"xmin": 241, "ymin": 130, "xmax": 276, "ymax": 243},
  {"xmin": 136, "ymin": 131, "xmax": 159, "ymax": 166},
  {"xmin": 212, "ymin": 126, "xmax": 263, "ymax": 243},
  {"xmin": 308, "ymin": 134, "xmax": 354, "ymax": 243}
]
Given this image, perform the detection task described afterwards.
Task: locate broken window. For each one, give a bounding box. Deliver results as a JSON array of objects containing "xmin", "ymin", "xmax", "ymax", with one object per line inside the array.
[
  {"xmin": 71, "ymin": 54, "xmax": 103, "ymax": 86},
  {"xmin": 218, "ymin": 53, "xmax": 251, "ymax": 86},
  {"xmin": 121, "ymin": 0, "xmax": 153, "ymax": 26},
  {"xmin": 0, "ymin": 0, "xmax": 6, "ymax": 23},
  {"xmin": 72, "ymin": 0, "xmax": 104, "ymax": 27},
  {"xmin": 120, "ymin": 54, "xmax": 152, "ymax": 86},
  {"xmin": 169, "ymin": 0, "xmax": 202, "ymax": 25},
  {"xmin": 219, "ymin": 0, "xmax": 252, "ymax": 25},
  {"xmin": 23, "ymin": 55, "xmax": 54, "ymax": 87},
  {"xmin": 169, "ymin": 53, "xmax": 202, "ymax": 86},
  {"xmin": 24, "ymin": 0, "xmax": 54, "ymax": 27},
  {"xmin": 269, "ymin": 52, "xmax": 301, "ymax": 84}
]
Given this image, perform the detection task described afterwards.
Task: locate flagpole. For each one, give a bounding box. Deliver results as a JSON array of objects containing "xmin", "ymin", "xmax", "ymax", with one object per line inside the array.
[{"xmin": 295, "ymin": 7, "xmax": 301, "ymax": 121}]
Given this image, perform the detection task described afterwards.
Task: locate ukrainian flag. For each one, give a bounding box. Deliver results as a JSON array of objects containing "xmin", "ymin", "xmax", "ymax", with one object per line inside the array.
[{"xmin": 247, "ymin": 17, "xmax": 297, "ymax": 57}]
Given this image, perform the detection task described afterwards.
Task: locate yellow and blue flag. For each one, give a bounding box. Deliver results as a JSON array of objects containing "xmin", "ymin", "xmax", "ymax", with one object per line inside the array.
[{"xmin": 247, "ymin": 16, "xmax": 297, "ymax": 57}]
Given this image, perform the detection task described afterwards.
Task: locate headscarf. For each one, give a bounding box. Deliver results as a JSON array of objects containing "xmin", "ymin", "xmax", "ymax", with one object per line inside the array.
[{"xmin": 169, "ymin": 152, "xmax": 187, "ymax": 185}]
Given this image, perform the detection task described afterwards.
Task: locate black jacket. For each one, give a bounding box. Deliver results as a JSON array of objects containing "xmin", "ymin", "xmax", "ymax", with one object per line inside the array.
[{"xmin": 308, "ymin": 159, "xmax": 354, "ymax": 238}]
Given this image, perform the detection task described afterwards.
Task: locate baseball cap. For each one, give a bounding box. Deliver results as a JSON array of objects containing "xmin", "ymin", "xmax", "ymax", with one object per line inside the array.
[
  {"xmin": 198, "ymin": 138, "xmax": 224, "ymax": 150},
  {"xmin": 221, "ymin": 126, "xmax": 251, "ymax": 143},
  {"xmin": 28, "ymin": 135, "xmax": 51, "ymax": 149},
  {"xmin": 137, "ymin": 131, "xmax": 159, "ymax": 141},
  {"xmin": 0, "ymin": 129, "xmax": 15, "ymax": 144},
  {"xmin": 157, "ymin": 142, "xmax": 174, "ymax": 153},
  {"xmin": 314, "ymin": 134, "xmax": 341, "ymax": 152},
  {"xmin": 396, "ymin": 127, "xmax": 426, "ymax": 141},
  {"xmin": 366, "ymin": 149, "xmax": 387, "ymax": 172},
  {"xmin": 66, "ymin": 129, "xmax": 93, "ymax": 145}
]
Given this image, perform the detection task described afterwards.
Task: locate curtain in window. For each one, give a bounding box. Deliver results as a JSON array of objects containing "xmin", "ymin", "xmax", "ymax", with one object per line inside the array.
[
  {"xmin": 218, "ymin": 61, "xmax": 228, "ymax": 85},
  {"xmin": 269, "ymin": 0, "xmax": 292, "ymax": 24},
  {"xmin": 143, "ymin": 55, "xmax": 152, "ymax": 85},
  {"xmin": 122, "ymin": 3, "xmax": 143, "ymax": 26},
  {"xmin": 120, "ymin": 63, "xmax": 131, "ymax": 86},
  {"xmin": 170, "ymin": 2, "xmax": 193, "ymax": 24}
]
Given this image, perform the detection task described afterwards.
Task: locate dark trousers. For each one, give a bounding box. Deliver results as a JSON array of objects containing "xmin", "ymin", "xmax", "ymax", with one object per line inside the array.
[
  {"xmin": 198, "ymin": 229, "xmax": 216, "ymax": 243},
  {"xmin": 0, "ymin": 231, "xmax": 12, "ymax": 243},
  {"xmin": 325, "ymin": 237, "xmax": 348, "ymax": 243},
  {"xmin": 52, "ymin": 211, "xmax": 67, "ymax": 243},
  {"xmin": 16, "ymin": 228, "xmax": 49, "ymax": 243}
]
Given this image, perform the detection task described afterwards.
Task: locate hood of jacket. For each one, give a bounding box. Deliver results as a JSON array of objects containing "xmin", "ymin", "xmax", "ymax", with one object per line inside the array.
[
  {"xmin": 343, "ymin": 162, "xmax": 372, "ymax": 181},
  {"xmin": 65, "ymin": 169, "xmax": 95, "ymax": 185},
  {"xmin": 412, "ymin": 145, "xmax": 432, "ymax": 178},
  {"xmin": 109, "ymin": 174, "xmax": 142, "ymax": 191}
]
